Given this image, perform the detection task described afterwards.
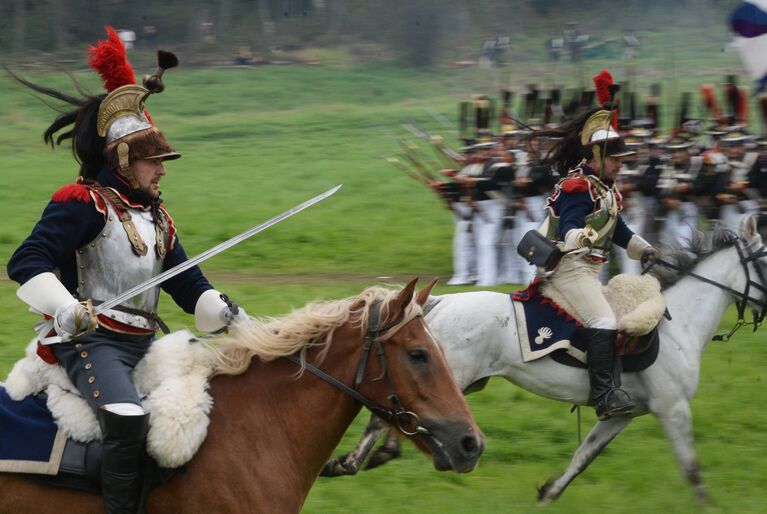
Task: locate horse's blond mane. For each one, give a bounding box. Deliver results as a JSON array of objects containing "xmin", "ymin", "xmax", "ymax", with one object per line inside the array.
[{"xmin": 209, "ymin": 285, "xmax": 422, "ymax": 376}]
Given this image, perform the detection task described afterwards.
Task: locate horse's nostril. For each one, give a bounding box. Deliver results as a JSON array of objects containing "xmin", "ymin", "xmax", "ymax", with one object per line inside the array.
[{"xmin": 461, "ymin": 435, "xmax": 477, "ymax": 454}]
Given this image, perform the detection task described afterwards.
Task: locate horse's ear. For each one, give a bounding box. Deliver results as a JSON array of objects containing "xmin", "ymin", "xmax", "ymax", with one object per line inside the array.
[
  {"xmin": 415, "ymin": 277, "xmax": 439, "ymax": 306},
  {"xmin": 740, "ymin": 214, "xmax": 759, "ymax": 241},
  {"xmin": 391, "ymin": 277, "xmax": 418, "ymax": 315}
]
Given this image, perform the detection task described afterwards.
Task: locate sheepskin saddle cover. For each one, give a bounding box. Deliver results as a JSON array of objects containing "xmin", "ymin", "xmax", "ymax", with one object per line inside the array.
[
  {"xmin": 3, "ymin": 330, "xmax": 216, "ymax": 469},
  {"xmin": 540, "ymin": 273, "xmax": 667, "ymax": 336}
]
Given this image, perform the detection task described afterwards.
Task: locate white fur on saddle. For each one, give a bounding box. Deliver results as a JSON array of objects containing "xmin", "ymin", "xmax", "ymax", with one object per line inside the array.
[
  {"xmin": 4, "ymin": 330, "xmax": 216, "ymax": 468},
  {"xmin": 540, "ymin": 274, "xmax": 666, "ymax": 335}
]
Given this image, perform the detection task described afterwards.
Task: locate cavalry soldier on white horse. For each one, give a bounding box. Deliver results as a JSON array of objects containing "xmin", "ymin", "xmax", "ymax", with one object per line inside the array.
[
  {"xmin": 6, "ymin": 27, "xmax": 247, "ymax": 513},
  {"xmin": 527, "ymin": 71, "xmax": 658, "ymax": 420}
]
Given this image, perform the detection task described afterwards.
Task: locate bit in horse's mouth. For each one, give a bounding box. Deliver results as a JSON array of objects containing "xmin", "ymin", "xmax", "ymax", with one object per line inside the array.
[{"xmin": 418, "ymin": 424, "xmax": 483, "ymax": 473}]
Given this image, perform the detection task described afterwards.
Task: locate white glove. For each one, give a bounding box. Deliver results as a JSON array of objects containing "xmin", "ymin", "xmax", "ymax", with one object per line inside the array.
[
  {"xmin": 195, "ymin": 289, "xmax": 249, "ymax": 332},
  {"xmin": 54, "ymin": 301, "xmax": 94, "ymax": 341},
  {"xmin": 564, "ymin": 225, "xmax": 598, "ymax": 250},
  {"xmin": 221, "ymin": 297, "xmax": 249, "ymax": 327}
]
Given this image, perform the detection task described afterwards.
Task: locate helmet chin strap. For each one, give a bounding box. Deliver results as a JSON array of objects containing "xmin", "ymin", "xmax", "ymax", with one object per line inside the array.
[
  {"xmin": 592, "ymin": 145, "xmax": 602, "ymax": 174},
  {"xmin": 117, "ymin": 142, "xmax": 140, "ymax": 189}
]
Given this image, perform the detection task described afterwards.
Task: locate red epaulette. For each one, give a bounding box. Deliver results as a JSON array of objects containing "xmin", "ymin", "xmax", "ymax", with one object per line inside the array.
[
  {"xmin": 51, "ymin": 183, "xmax": 93, "ymax": 204},
  {"xmin": 560, "ymin": 175, "xmax": 591, "ymax": 194}
]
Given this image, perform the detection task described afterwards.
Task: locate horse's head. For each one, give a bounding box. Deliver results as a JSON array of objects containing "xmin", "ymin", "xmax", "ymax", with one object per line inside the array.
[
  {"xmin": 354, "ymin": 278, "xmax": 484, "ymax": 473},
  {"xmin": 737, "ymin": 214, "xmax": 767, "ymax": 320}
]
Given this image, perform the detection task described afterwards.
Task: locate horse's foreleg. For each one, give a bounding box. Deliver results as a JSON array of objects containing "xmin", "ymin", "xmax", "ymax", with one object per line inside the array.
[
  {"xmin": 320, "ymin": 414, "xmax": 387, "ymax": 477},
  {"xmin": 364, "ymin": 429, "xmax": 401, "ymax": 470},
  {"xmin": 538, "ymin": 416, "xmax": 632, "ymax": 503},
  {"xmin": 655, "ymin": 401, "xmax": 710, "ymax": 504}
]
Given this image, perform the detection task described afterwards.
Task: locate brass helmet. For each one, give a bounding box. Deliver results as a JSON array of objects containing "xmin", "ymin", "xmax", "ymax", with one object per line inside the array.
[
  {"xmin": 580, "ymin": 110, "xmax": 635, "ymax": 162},
  {"xmin": 89, "ymin": 27, "xmax": 180, "ymax": 176}
]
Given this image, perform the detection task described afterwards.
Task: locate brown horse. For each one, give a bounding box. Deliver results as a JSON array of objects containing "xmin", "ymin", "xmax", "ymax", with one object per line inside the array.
[{"xmin": 0, "ymin": 278, "xmax": 483, "ymax": 513}]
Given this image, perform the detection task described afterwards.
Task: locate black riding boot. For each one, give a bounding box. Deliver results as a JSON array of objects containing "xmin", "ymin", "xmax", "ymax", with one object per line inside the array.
[
  {"xmin": 584, "ymin": 328, "xmax": 635, "ymax": 420},
  {"xmin": 98, "ymin": 409, "xmax": 150, "ymax": 514}
]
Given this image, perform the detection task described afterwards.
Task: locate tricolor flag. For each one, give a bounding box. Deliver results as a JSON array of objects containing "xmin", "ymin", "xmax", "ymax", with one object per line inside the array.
[{"xmin": 730, "ymin": 1, "xmax": 767, "ymax": 92}]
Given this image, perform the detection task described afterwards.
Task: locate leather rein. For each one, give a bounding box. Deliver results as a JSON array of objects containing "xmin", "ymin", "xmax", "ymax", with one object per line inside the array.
[
  {"xmin": 650, "ymin": 237, "xmax": 767, "ymax": 342},
  {"xmin": 285, "ymin": 302, "xmax": 429, "ymax": 436}
]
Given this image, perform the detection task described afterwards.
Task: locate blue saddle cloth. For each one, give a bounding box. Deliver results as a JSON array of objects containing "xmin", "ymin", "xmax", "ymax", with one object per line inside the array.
[
  {"xmin": 510, "ymin": 283, "xmax": 661, "ymax": 371},
  {"xmin": 510, "ymin": 288, "xmax": 586, "ymax": 363},
  {"xmin": 0, "ymin": 385, "xmax": 65, "ymax": 475}
]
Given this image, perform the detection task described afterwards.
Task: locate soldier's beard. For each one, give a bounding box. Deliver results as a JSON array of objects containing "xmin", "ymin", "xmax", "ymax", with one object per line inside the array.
[{"xmin": 126, "ymin": 187, "xmax": 161, "ymax": 207}]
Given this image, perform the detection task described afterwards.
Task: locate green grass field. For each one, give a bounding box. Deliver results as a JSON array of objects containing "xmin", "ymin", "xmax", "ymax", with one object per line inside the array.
[{"xmin": 1, "ymin": 48, "xmax": 766, "ymax": 512}]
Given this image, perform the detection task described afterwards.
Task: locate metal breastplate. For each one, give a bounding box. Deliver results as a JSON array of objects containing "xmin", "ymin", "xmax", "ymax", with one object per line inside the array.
[
  {"xmin": 584, "ymin": 184, "xmax": 619, "ymax": 257},
  {"xmin": 76, "ymin": 202, "xmax": 165, "ymax": 330},
  {"xmin": 544, "ymin": 175, "xmax": 620, "ymax": 259}
]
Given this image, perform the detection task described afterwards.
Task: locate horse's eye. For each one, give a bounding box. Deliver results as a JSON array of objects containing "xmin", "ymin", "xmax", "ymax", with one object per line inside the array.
[{"xmin": 409, "ymin": 349, "xmax": 428, "ymax": 364}]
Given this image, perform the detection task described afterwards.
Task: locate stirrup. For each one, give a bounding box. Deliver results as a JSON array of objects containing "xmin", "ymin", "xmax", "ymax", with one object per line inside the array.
[{"xmin": 595, "ymin": 388, "xmax": 635, "ymax": 421}]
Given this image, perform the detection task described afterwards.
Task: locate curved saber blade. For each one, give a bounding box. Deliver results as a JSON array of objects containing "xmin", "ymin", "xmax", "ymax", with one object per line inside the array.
[{"xmin": 94, "ymin": 184, "xmax": 342, "ymax": 315}]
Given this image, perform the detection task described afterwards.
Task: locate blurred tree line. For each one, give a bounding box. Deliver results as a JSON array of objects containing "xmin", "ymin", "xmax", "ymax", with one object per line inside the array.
[{"xmin": 1, "ymin": 0, "xmax": 743, "ymax": 67}]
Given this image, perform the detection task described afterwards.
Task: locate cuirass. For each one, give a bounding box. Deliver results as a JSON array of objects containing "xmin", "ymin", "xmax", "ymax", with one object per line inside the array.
[
  {"xmin": 76, "ymin": 202, "xmax": 165, "ymax": 330},
  {"xmin": 584, "ymin": 185, "xmax": 619, "ymax": 256}
]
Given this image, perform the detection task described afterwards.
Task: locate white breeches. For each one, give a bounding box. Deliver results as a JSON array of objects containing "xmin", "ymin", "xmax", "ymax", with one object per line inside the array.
[
  {"xmin": 450, "ymin": 203, "xmax": 476, "ymax": 284},
  {"xmin": 546, "ymin": 254, "xmax": 616, "ymax": 329},
  {"xmin": 473, "ymin": 200, "xmax": 505, "ymax": 286}
]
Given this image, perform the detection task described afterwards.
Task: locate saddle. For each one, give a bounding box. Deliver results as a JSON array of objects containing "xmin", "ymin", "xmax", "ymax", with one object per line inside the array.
[
  {"xmin": 1, "ymin": 330, "xmax": 216, "ymax": 488},
  {"xmin": 512, "ymin": 274, "xmax": 667, "ymax": 371}
]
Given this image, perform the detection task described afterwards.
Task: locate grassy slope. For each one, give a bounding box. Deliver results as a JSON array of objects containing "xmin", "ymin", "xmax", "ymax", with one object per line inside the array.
[{"xmin": 1, "ymin": 22, "xmax": 766, "ymax": 512}]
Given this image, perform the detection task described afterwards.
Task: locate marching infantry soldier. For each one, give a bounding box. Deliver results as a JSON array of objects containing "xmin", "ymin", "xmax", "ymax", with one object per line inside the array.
[
  {"xmin": 529, "ymin": 99, "xmax": 658, "ymax": 420},
  {"xmin": 656, "ymin": 136, "xmax": 703, "ymax": 245},
  {"xmin": 509, "ymin": 134, "xmax": 556, "ymax": 284},
  {"xmin": 6, "ymin": 28, "xmax": 247, "ymax": 513},
  {"xmin": 447, "ymin": 146, "xmax": 481, "ymax": 285},
  {"xmin": 614, "ymin": 134, "xmax": 649, "ymax": 275},
  {"xmin": 486, "ymin": 141, "xmax": 520, "ymax": 285},
  {"xmin": 718, "ymin": 130, "xmax": 760, "ymax": 230},
  {"xmin": 456, "ymin": 142, "xmax": 506, "ymax": 287},
  {"xmin": 748, "ymin": 139, "xmax": 767, "ymax": 238}
]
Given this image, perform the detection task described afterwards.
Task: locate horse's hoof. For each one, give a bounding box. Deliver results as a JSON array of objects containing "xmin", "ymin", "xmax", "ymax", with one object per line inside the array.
[
  {"xmin": 319, "ymin": 460, "xmax": 342, "ymax": 477},
  {"xmin": 364, "ymin": 446, "xmax": 400, "ymax": 470},
  {"xmin": 319, "ymin": 459, "xmax": 357, "ymax": 477},
  {"xmin": 536, "ymin": 478, "xmax": 559, "ymax": 504}
]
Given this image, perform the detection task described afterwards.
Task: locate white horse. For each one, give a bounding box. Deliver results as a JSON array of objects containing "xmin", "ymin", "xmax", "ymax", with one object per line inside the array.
[{"xmin": 323, "ymin": 215, "xmax": 767, "ymax": 503}]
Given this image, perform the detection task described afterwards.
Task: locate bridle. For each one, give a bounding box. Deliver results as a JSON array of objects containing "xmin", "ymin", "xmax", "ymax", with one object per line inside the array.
[
  {"xmin": 650, "ymin": 237, "xmax": 767, "ymax": 341},
  {"xmin": 285, "ymin": 301, "xmax": 429, "ymax": 436}
]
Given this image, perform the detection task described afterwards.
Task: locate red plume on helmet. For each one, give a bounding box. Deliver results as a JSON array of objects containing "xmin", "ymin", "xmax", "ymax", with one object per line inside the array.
[
  {"xmin": 592, "ymin": 69, "xmax": 618, "ymax": 129},
  {"xmin": 86, "ymin": 26, "xmax": 156, "ymax": 125},
  {"xmin": 87, "ymin": 26, "xmax": 137, "ymax": 92}
]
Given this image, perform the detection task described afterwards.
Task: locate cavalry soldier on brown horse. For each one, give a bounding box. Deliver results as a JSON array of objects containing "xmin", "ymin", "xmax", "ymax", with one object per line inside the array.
[{"xmin": 6, "ymin": 27, "xmax": 246, "ymax": 513}]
